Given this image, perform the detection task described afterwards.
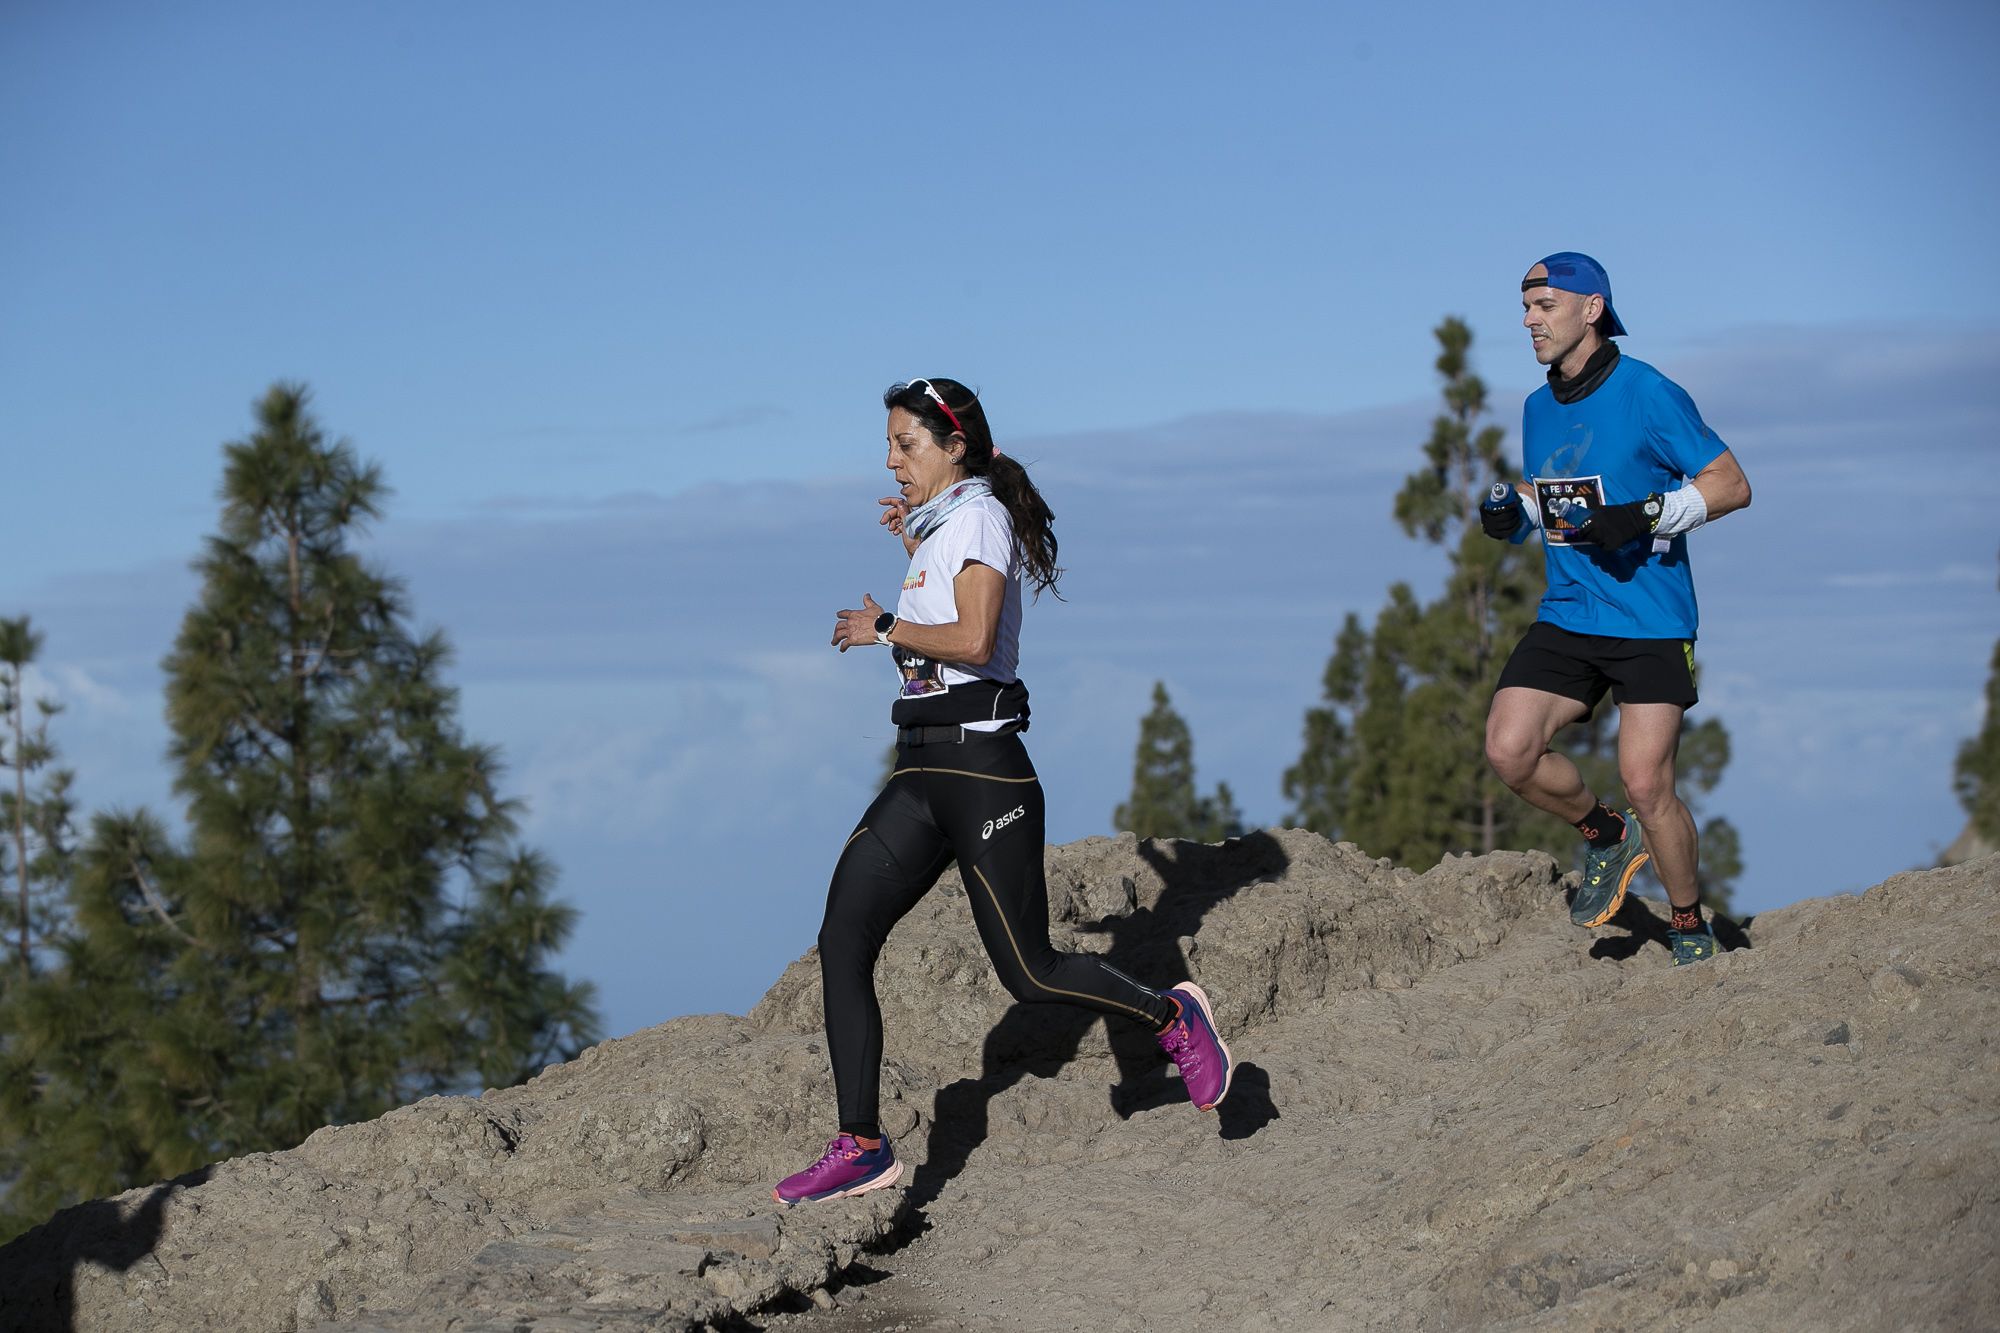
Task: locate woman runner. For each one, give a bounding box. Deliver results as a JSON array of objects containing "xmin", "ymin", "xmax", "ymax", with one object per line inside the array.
[{"xmin": 773, "ymin": 377, "xmax": 1235, "ymax": 1205}]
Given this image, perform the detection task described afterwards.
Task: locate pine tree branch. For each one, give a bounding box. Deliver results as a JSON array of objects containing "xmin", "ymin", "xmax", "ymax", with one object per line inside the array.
[
  {"xmin": 128, "ymin": 858, "xmax": 199, "ymax": 947},
  {"xmin": 320, "ymin": 980, "xmax": 441, "ymax": 1008},
  {"xmin": 232, "ymin": 692, "xmax": 291, "ymax": 768},
  {"xmin": 291, "ymin": 602, "xmax": 341, "ymax": 678}
]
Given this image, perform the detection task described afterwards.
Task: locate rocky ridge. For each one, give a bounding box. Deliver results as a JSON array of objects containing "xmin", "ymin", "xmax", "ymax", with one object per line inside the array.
[{"xmin": 2, "ymin": 830, "xmax": 1994, "ymax": 1331}]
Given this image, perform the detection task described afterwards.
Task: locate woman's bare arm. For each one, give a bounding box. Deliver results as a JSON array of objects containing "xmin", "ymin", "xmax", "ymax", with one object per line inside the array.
[{"xmin": 830, "ymin": 561, "xmax": 1005, "ymax": 664}]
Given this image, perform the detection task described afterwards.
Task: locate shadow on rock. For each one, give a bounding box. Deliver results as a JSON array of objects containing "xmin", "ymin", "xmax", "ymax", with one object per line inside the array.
[
  {"xmin": 1216, "ymin": 1063, "xmax": 1278, "ymax": 1141},
  {"xmin": 905, "ymin": 831, "xmax": 1290, "ymax": 1221},
  {"xmin": 0, "ymin": 1165, "xmax": 213, "ymax": 1333},
  {"xmin": 1588, "ymin": 895, "xmax": 1755, "ymax": 962},
  {"xmin": 1712, "ymin": 911, "xmax": 1754, "ymax": 952}
]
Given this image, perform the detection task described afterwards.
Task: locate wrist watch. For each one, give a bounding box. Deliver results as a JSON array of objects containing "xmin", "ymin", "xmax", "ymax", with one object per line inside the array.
[{"xmin": 874, "ymin": 611, "xmax": 897, "ymax": 646}]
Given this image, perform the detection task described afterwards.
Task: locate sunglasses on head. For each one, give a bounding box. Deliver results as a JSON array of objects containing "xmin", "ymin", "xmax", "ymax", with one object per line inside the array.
[{"xmin": 888, "ymin": 378, "xmax": 965, "ymax": 434}]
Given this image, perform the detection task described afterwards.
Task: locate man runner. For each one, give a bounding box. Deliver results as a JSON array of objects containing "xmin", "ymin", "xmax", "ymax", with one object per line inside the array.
[{"xmin": 1481, "ymin": 252, "xmax": 1751, "ymax": 964}]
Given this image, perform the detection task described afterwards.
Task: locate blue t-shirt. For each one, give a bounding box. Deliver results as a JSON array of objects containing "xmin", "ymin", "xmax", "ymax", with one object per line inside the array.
[{"xmin": 1521, "ymin": 354, "xmax": 1727, "ymax": 640}]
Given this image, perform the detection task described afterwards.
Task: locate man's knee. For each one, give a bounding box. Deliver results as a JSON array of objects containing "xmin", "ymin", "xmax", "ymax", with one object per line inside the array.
[
  {"xmin": 1621, "ymin": 768, "xmax": 1678, "ymax": 816},
  {"xmin": 1485, "ymin": 729, "xmax": 1540, "ymax": 788}
]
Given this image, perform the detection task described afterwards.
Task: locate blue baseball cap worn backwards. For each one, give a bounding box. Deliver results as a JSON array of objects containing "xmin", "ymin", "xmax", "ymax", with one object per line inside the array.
[{"xmin": 1524, "ymin": 251, "xmax": 1628, "ymax": 337}]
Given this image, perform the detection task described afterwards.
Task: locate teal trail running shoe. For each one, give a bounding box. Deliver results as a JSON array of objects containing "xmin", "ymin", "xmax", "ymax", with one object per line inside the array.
[
  {"xmin": 1669, "ymin": 926, "xmax": 1719, "ymax": 966},
  {"xmin": 1572, "ymin": 809, "xmax": 1649, "ymax": 928}
]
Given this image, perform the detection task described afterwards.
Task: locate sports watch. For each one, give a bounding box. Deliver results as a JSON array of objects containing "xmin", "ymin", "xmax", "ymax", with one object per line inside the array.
[{"xmin": 874, "ymin": 611, "xmax": 898, "ymax": 645}]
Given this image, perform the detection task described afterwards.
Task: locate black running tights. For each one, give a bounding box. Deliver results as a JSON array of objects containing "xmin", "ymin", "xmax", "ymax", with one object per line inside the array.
[{"xmin": 818, "ymin": 731, "xmax": 1176, "ymax": 1138}]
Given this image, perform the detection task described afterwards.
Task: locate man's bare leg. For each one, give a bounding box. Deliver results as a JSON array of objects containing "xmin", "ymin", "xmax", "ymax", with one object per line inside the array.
[
  {"xmin": 1490, "ymin": 684, "xmax": 1655, "ymax": 928},
  {"xmin": 1616, "ymin": 703, "xmax": 1699, "ymax": 911},
  {"xmin": 1486, "ymin": 686, "xmax": 1595, "ymax": 819}
]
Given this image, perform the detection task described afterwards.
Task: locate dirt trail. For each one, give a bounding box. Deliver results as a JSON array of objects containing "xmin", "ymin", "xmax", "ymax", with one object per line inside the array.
[{"xmin": 4, "ymin": 832, "xmax": 1994, "ymax": 1331}]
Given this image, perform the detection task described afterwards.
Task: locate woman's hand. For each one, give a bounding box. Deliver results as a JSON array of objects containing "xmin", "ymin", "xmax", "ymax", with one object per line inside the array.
[
  {"xmin": 832, "ymin": 592, "xmax": 888, "ymax": 653},
  {"xmin": 878, "ymin": 495, "xmax": 909, "ymax": 536},
  {"xmin": 879, "ymin": 496, "xmax": 920, "ymax": 555}
]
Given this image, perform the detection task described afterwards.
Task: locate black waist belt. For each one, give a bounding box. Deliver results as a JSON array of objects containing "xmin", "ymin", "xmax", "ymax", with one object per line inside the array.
[
  {"xmin": 897, "ymin": 721, "xmax": 1022, "ymax": 747},
  {"xmin": 890, "ymin": 676, "xmax": 1032, "ymax": 728}
]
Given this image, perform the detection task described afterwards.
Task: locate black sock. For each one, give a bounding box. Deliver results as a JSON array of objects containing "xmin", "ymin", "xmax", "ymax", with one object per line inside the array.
[
  {"xmin": 839, "ymin": 1122, "xmax": 882, "ymax": 1143},
  {"xmin": 1670, "ymin": 904, "xmax": 1705, "ymax": 933},
  {"xmin": 1574, "ymin": 801, "xmax": 1626, "ymax": 850}
]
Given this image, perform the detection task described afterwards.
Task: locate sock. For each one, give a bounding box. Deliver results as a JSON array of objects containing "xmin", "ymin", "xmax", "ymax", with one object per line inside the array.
[
  {"xmin": 1154, "ymin": 993, "xmax": 1184, "ymax": 1036},
  {"xmin": 1670, "ymin": 905, "xmax": 1705, "ymax": 933},
  {"xmin": 839, "ymin": 1123, "xmax": 882, "ymax": 1144},
  {"xmin": 1574, "ymin": 801, "xmax": 1626, "ymax": 850}
]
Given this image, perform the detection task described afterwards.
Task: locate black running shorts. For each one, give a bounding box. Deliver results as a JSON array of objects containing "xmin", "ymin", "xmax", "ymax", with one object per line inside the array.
[{"xmin": 1496, "ymin": 621, "xmax": 1698, "ymax": 716}]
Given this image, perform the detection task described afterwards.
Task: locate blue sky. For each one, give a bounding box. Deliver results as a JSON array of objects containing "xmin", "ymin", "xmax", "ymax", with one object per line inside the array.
[{"xmin": 4, "ymin": 2, "xmax": 1996, "ymax": 1036}]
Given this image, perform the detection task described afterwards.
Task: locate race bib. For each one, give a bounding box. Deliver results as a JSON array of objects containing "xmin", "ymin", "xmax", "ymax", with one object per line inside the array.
[
  {"xmin": 1532, "ymin": 475, "xmax": 1606, "ymax": 547},
  {"xmin": 893, "ymin": 646, "xmax": 950, "ymax": 700}
]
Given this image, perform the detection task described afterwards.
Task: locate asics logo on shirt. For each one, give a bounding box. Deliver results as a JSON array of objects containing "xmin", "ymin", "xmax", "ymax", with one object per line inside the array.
[{"xmin": 982, "ymin": 805, "xmax": 1026, "ymax": 840}]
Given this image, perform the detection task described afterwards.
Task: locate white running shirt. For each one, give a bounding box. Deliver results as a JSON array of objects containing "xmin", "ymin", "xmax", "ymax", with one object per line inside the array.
[{"xmin": 891, "ymin": 494, "xmax": 1024, "ymax": 730}]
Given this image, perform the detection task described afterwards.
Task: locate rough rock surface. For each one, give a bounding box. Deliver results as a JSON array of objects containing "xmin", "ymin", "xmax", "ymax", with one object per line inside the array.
[{"xmin": 3, "ymin": 831, "xmax": 1995, "ymax": 1331}]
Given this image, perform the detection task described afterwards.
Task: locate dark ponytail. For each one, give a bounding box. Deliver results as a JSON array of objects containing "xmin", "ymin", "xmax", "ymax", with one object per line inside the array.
[{"xmin": 882, "ymin": 377, "xmax": 1063, "ymax": 598}]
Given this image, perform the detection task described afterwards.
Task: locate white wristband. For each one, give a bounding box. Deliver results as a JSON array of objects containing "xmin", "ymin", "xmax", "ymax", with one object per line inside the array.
[
  {"xmin": 1655, "ymin": 485, "xmax": 1708, "ymax": 536},
  {"xmin": 876, "ymin": 618, "xmax": 897, "ymax": 646}
]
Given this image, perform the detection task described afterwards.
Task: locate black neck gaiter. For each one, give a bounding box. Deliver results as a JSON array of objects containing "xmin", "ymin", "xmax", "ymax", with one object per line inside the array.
[{"xmin": 1548, "ymin": 339, "xmax": 1620, "ymax": 404}]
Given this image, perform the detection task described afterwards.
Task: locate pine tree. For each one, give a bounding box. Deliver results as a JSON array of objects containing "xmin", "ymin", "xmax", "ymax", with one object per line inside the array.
[
  {"xmin": 0, "ymin": 617, "xmax": 75, "ymax": 975},
  {"xmin": 1203, "ymin": 781, "xmax": 1245, "ymax": 843},
  {"xmin": 1284, "ymin": 319, "xmax": 1739, "ymax": 912},
  {"xmin": 0, "ymin": 621, "xmax": 90, "ymax": 1237},
  {"xmin": 0, "ymin": 810, "xmax": 192, "ymax": 1232},
  {"xmin": 1114, "ymin": 682, "xmax": 1238, "ymax": 842},
  {"xmin": 0, "ymin": 386, "xmax": 599, "ymax": 1239},
  {"xmin": 1953, "ymin": 557, "xmax": 2000, "ymax": 845}
]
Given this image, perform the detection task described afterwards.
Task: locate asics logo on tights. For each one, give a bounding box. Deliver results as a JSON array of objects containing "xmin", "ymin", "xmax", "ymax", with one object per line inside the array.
[{"xmin": 982, "ymin": 805, "xmax": 1026, "ymax": 840}]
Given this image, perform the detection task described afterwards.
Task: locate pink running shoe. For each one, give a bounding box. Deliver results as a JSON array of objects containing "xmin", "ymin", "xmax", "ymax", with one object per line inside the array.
[
  {"xmin": 772, "ymin": 1135, "xmax": 903, "ymax": 1206},
  {"xmin": 1157, "ymin": 983, "xmax": 1234, "ymax": 1111}
]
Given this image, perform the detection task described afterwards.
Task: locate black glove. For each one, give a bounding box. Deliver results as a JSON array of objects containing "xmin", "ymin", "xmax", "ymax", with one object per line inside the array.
[
  {"xmin": 1572, "ymin": 493, "xmax": 1663, "ymax": 548},
  {"xmin": 1479, "ymin": 486, "xmax": 1525, "ymax": 540}
]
